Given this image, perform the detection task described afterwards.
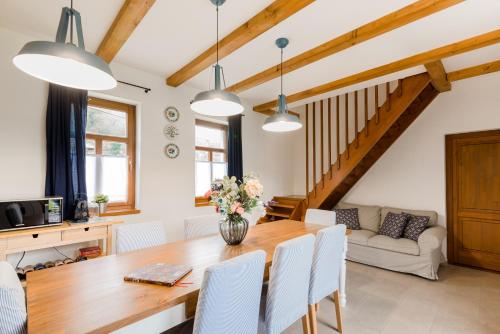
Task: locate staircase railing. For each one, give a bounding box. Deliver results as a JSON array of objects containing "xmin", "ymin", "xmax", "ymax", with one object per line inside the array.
[{"xmin": 304, "ymin": 79, "xmax": 402, "ymax": 202}]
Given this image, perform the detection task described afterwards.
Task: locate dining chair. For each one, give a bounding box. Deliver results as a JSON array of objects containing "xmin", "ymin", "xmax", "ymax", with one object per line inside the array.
[
  {"xmin": 307, "ymin": 225, "xmax": 346, "ymax": 334},
  {"xmin": 184, "ymin": 214, "xmax": 220, "ymax": 240},
  {"xmin": 0, "ymin": 261, "xmax": 27, "ymax": 334},
  {"xmin": 164, "ymin": 250, "xmax": 266, "ymax": 334},
  {"xmin": 259, "ymin": 234, "xmax": 315, "ymax": 334},
  {"xmin": 304, "ymin": 209, "xmax": 336, "ymax": 226},
  {"xmin": 116, "ymin": 221, "xmax": 167, "ymax": 254}
]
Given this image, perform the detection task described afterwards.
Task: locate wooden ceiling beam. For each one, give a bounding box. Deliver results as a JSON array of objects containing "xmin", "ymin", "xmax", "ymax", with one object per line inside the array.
[
  {"xmin": 254, "ymin": 29, "xmax": 500, "ymax": 112},
  {"xmin": 96, "ymin": 0, "xmax": 156, "ymax": 63},
  {"xmin": 227, "ymin": 0, "xmax": 464, "ymax": 94},
  {"xmin": 424, "ymin": 60, "xmax": 451, "ymax": 91},
  {"xmin": 447, "ymin": 59, "xmax": 500, "ymax": 81},
  {"xmin": 166, "ymin": 0, "xmax": 315, "ymax": 87}
]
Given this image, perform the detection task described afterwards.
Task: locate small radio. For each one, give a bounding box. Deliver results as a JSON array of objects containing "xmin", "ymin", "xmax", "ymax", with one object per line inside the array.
[{"xmin": 0, "ymin": 198, "xmax": 63, "ymax": 232}]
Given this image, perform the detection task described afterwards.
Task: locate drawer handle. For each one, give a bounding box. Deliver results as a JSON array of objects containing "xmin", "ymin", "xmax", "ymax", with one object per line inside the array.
[
  {"xmin": 84, "ymin": 227, "xmax": 90, "ymax": 232},
  {"xmin": 32, "ymin": 234, "xmax": 39, "ymax": 239}
]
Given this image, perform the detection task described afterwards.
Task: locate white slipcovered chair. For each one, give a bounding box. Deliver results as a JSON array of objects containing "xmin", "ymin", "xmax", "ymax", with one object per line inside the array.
[
  {"xmin": 258, "ymin": 234, "xmax": 315, "ymax": 334},
  {"xmin": 184, "ymin": 214, "xmax": 220, "ymax": 240},
  {"xmin": 304, "ymin": 209, "xmax": 336, "ymax": 226},
  {"xmin": 308, "ymin": 225, "xmax": 346, "ymax": 333},
  {"xmin": 116, "ymin": 221, "xmax": 167, "ymax": 254},
  {"xmin": 165, "ymin": 250, "xmax": 266, "ymax": 334},
  {"xmin": 0, "ymin": 261, "xmax": 26, "ymax": 334}
]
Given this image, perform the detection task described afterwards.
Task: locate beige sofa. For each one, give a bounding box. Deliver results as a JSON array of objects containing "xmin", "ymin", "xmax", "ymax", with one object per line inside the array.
[{"xmin": 335, "ymin": 202, "xmax": 446, "ymax": 280}]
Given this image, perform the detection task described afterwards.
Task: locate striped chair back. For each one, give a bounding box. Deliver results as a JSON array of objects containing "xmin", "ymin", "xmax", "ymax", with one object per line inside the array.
[
  {"xmin": 305, "ymin": 208, "xmax": 336, "ymax": 226},
  {"xmin": 184, "ymin": 214, "xmax": 220, "ymax": 240},
  {"xmin": 260, "ymin": 234, "xmax": 315, "ymax": 334},
  {"xmin": 308, "ymin": 225, "xmax": 346, "ymax": 305},
  {"xmin": 193, "ymin": 250, "xmax": 266, "ymax": 334},
  {"xmin": 0, "ymin": 261, "xmax": 26, "ymax": 334},
  {"xmin": 116, "ymin": 221, "xmax": 167, "ymax": 254}
]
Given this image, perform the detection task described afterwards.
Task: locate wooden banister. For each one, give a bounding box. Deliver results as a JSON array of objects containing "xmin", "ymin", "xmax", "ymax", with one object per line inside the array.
[
  {"xmin": 312, "ymin": 102, "xmax": 317, "ymax": 196},
  {"xmin": 328, "ymin": 98, "xmax": 332, "ymax": 178},
  {"xmin": 345, "ymin": 94, "xmax": 349, "ymax": 159},
  {"xmin": 364, "ymin": 88, "xmax": 369, "ymax": 137},
  {"xmin": 336, "ymin": 96, "xmax": 340, "ymax": 170},
  {"xmin": 355, "ymin": 90, "xmax": 359, "ymax": 148},
  {"xmin": 305, "ymin": 104, "xmax": 309, "ymax": 197},
  {"xmin": 320, "ymin": 100, "xmax": 324, "ymax": 187}
]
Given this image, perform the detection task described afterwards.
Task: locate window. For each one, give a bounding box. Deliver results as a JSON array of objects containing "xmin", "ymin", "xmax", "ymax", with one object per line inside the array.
[
  {"xmin": 195, "ymin": 119, "xmax": 228, "ymax": 206},
  {"xmin": 86, "ymin": 97, "xmax": 136, "ymax": 213}
]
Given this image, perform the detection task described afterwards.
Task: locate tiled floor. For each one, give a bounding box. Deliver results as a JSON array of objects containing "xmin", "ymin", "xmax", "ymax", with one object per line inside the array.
[{"xmin": 285, "ymin": 261, "xmax": 500, "ymax": 334}]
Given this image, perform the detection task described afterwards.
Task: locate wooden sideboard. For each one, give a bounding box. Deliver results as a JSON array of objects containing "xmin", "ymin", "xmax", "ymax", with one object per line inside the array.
[{"xmin": 0, "ymin": 219, "xmax": 123, "ymax": 261}]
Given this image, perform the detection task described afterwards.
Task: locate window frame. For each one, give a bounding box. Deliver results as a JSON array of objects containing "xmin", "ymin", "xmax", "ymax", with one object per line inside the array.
[
  {"xmin": 86, "ymin": 96, "xmax": 137, "ymax": 213},
  {"xmin": 194, "ymin": 119, "xmax": 228, "ymax": 207}
]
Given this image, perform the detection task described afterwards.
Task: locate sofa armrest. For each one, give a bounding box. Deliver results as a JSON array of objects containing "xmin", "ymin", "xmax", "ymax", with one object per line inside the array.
[{"xmin": 418, "ymin": 226, "xmax": 446, "ymax": 254}]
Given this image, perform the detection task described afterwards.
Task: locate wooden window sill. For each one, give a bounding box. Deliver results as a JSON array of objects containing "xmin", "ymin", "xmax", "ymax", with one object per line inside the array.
[{"xmin": 98, "ymin": 209, "xmax": 141, "ymax": 217}]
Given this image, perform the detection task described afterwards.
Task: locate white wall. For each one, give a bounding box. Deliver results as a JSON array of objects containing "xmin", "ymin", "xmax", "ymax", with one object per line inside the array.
[{"xmin": 0, "ymin": 27, "xmax": 295, "ymax": 265}]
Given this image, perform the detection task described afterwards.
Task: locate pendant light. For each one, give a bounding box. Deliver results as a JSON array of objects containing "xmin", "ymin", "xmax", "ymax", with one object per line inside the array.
[
  {"xmin": 191, "ymin": 0, "xmax": 244, "ymax": 117},
  {"xmin": 262, "ymin": 38, "xmax": 302, "ymax": 132},
  {"xmin": 13, "ymin": 1, "xmax": 116, "ymax": 91}
]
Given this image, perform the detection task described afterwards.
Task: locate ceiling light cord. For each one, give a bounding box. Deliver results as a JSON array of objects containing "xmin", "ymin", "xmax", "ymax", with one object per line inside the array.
[
  {"xmin": 216, "ymin": 4, "xmax": 219, "ymax": 65},
  {"xmin": 280, "ymin": 47, "xmax": 284, "ymax": 95}
]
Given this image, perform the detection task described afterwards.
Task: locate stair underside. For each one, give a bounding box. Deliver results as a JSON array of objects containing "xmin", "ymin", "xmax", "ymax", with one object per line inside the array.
[{"xmin": 307, "ymin": 73, "xmax": 439, "ymax": 210}]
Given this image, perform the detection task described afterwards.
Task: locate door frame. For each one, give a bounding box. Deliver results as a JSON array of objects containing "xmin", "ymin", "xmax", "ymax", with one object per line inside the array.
[{"xmin": 445, "ymin": 129, "xmax": 500, "ymax": 264}]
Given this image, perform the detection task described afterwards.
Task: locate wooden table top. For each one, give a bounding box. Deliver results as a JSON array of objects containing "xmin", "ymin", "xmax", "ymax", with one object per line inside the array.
[{"xmin": 26, "ymin": 220, "xmax": 342, "ymax": 334}]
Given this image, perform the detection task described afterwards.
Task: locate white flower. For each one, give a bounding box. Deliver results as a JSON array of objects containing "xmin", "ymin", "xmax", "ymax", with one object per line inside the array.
[{"xmin": 245, "ymin": 179, "xmax": 263, "ymax": 198}]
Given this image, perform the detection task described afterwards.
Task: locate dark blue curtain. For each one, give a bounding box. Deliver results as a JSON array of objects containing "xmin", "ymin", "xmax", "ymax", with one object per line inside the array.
[
  {"xmin": 227, "ymin": 114, "xmax": 243, "ymax": 181},
  {"xmin": 45, "ymin": 84, "xmax": 88, "ymax": 220}
]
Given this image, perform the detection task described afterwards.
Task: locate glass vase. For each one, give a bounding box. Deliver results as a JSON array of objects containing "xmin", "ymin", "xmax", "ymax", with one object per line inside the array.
[{"xmin": 219, "ymin": 216, "xmax": 249, "ymax": 245}]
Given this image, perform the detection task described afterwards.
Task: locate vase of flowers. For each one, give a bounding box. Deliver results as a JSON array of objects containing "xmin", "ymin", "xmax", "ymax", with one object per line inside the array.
[
  {"xmin": 206, "ymin": 174, "xmax": 264, "ymax": 245},
  {"xmin": 95, "ymin": 194, "xmax": 109, "ymax": 215}
]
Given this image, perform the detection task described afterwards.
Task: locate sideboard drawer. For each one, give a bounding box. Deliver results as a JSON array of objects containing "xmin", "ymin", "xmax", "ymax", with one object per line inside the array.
[
  {"xmin": 7, "ymin": 232, "xmax": 61, "ymax": 251},
  {"xmin": 62, "ymin": 226, "xmax": 107, "ymax": 242}
]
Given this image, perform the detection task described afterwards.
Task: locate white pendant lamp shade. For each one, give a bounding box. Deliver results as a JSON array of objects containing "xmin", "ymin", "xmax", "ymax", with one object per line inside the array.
[
  {"xmin": 262, "ymin": 38, "xmax": 302, "ymax": 133},
  {"xmin": 13, "ymin": 6, "xmax": 116, "ymax": 91},
  {"xmin": 191, "ymin": 0, "xmax": 243, "ymax": 117}
]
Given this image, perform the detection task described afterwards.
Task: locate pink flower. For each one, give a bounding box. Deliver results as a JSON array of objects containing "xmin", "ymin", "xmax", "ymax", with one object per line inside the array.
[
  {"xmin": 236, "ymin": 207, "xmax": 245, "ymax": 215},
  {"xmin": 204, "ymin": 189, "xmax": 212, "ymax": 199},
  {"xmin": 230, "ymin": 202, "xmax": 241, "ymax": 214}
]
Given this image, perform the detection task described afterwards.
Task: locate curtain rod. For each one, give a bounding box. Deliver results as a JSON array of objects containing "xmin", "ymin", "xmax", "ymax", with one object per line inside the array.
[{"xmin": 117, "ymin": 80, "xmax": 151, "ymax": 93}]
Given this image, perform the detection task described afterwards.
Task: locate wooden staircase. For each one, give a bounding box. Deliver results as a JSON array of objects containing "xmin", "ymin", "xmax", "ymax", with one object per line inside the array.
[
  {"xmin": 259, "ymin": 196, "xmax": 305, "ymax": 223},
  {"xmin": 305, "ymin": 72, "xmax": 439, "ymax": 210}
]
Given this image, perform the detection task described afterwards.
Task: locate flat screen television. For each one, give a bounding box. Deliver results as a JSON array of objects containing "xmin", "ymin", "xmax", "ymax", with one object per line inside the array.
[{"xmin": 0, "ymin": 198, "xmax": 63, "ymax": 232}]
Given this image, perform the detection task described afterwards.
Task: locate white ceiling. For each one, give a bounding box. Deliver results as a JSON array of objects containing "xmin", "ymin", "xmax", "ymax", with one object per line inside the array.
[{"xmin": 1, "ymin": 0, "xmax": 499, "ymax": 108}]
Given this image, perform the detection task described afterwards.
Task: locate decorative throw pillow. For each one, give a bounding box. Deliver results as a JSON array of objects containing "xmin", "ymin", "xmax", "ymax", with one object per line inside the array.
[
  {"xmin": 402, "ymin": 213, "xmax": 430, "ymax": 241},
  {"xmin": 378, "ymin": 212, "xmax": 409, "ymax": 239},
  {"xmin": 333, "ymin": 208, "xmax": 361, "ymax": 230}
]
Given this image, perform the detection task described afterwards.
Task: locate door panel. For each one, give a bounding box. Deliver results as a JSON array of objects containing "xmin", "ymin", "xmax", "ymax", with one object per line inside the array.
[{"xmin": 446, "ymin": 129, "xmax": 500, "ymax": 271}]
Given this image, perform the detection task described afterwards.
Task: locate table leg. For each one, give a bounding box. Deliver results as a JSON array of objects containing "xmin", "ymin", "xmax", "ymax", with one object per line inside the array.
[
  {"xmin": 105, "ymin": 226, "xmax": 113, "ymax": 256},
  {"xmin": 339, "ymin": 236, "xmax": 347, "ymax": 307}
]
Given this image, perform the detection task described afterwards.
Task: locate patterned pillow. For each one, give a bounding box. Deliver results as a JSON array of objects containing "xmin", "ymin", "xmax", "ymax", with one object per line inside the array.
[
  {"xmin": 378, "ymin": 212, "xmax": 409, "ymax": 239},
  {"xmin": 402, "ymin": 213, "xmax": 430, "ymax": 241},
  {"xmin": 333, "ymin": 208, "xmax": 361, "ymax": 230}
]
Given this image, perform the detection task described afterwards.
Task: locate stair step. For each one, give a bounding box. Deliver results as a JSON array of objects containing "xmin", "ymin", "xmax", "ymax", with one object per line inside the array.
[
  {"xmin": 266, "ymin": 211, "xmax": 291, "ymax": 218},
  {"xmin": 269, "ymin": 203, "xmax": 295, "ymax": 209}
]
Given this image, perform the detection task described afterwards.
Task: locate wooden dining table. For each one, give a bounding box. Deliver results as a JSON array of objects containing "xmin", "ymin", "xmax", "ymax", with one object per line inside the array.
[{"xmin": 26, "ymin": 220, "xmax": 349, "ymax": 334}]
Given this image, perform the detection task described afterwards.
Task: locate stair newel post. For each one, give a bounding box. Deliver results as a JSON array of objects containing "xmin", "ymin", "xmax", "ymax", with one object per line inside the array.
[
  {"xmin": 305, "ymin": 103, "xmax": 309, "ymax": 201},
  {"xmin": 364, "ymin": 88, "xmax": 369, "ymax": 137},
  {"xmin": 345, "ymin": 93, "xmax": 349, "ymax": 160},
  {"xmin": 328, "ymin": 97, "xmax": 332, "ymax": 179},
  {"xmin": 312, "ymin": 102, "xmax": 317, "ymax": 197},
  {"xmin": 320, "ymin": 100, "xmax": 324, "ymax": 188},
  {"xmin": 336, "ymin": 96, "xmax": 340, "ymax": 170},
  {"xmin": 355, "ymin": 90, "xmax": 359, "ymax": 148},
  {"xmin": 375, "ymin": 84, "xmax": 380, "ymax": 124},
  {"xmin": 386, "ymin": 82, "xmax": 391, "ymax": 112}
]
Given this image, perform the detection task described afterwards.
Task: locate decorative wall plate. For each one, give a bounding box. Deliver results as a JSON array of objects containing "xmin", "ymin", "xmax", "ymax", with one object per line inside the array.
[
  {"xmin": 164, "ymin": 125, "xmax": 179, "ymax": 140},
  {"xmin": 165, "ymin": 106, "xmax": 179, "ymax": 122},
  {"xmin": 165, "ymin": 143, "xmax": 180, "ymax": 159}
]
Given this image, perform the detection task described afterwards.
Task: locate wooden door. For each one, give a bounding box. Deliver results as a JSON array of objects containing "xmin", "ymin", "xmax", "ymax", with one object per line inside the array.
[{"xmin": 446, "ymin": 129, "xmax": 500, "ymax": 271}]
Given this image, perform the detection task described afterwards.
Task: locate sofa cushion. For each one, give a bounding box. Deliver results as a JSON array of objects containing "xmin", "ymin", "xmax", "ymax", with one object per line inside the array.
[
  {"xmin": 348, "ymin": 229, "xmax": 376, "ymax": 246},
  {"xmin": 378, "ymin": 212, "xmax": 408, "ymax": 239},
  {"xmin": 333, "ymin": 208, "xmax": 361, "ymax": 230},
  {"xmin": 335, "ymin": 202, "xmax": 381, "ymax": 233},
  {"xmin": 381, "ymin": 207, "xmax": 438, "ymax": 227},
  {"xmin": 367, "ymin": 235, "xmax": 420, "ymax": 256},
  {"xmin": 402, "ymin": 213, "xmax": 430, "ymax": 241}
]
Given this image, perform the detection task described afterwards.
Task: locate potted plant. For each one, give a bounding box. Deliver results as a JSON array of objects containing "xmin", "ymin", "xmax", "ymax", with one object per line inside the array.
[
  {"xmin": 95, "ymin": 194, "xmax": 109, "ymax": 215},
  {"xmin": 205, "ymin": 174, "xmax": 264, "ymax": 245}
]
